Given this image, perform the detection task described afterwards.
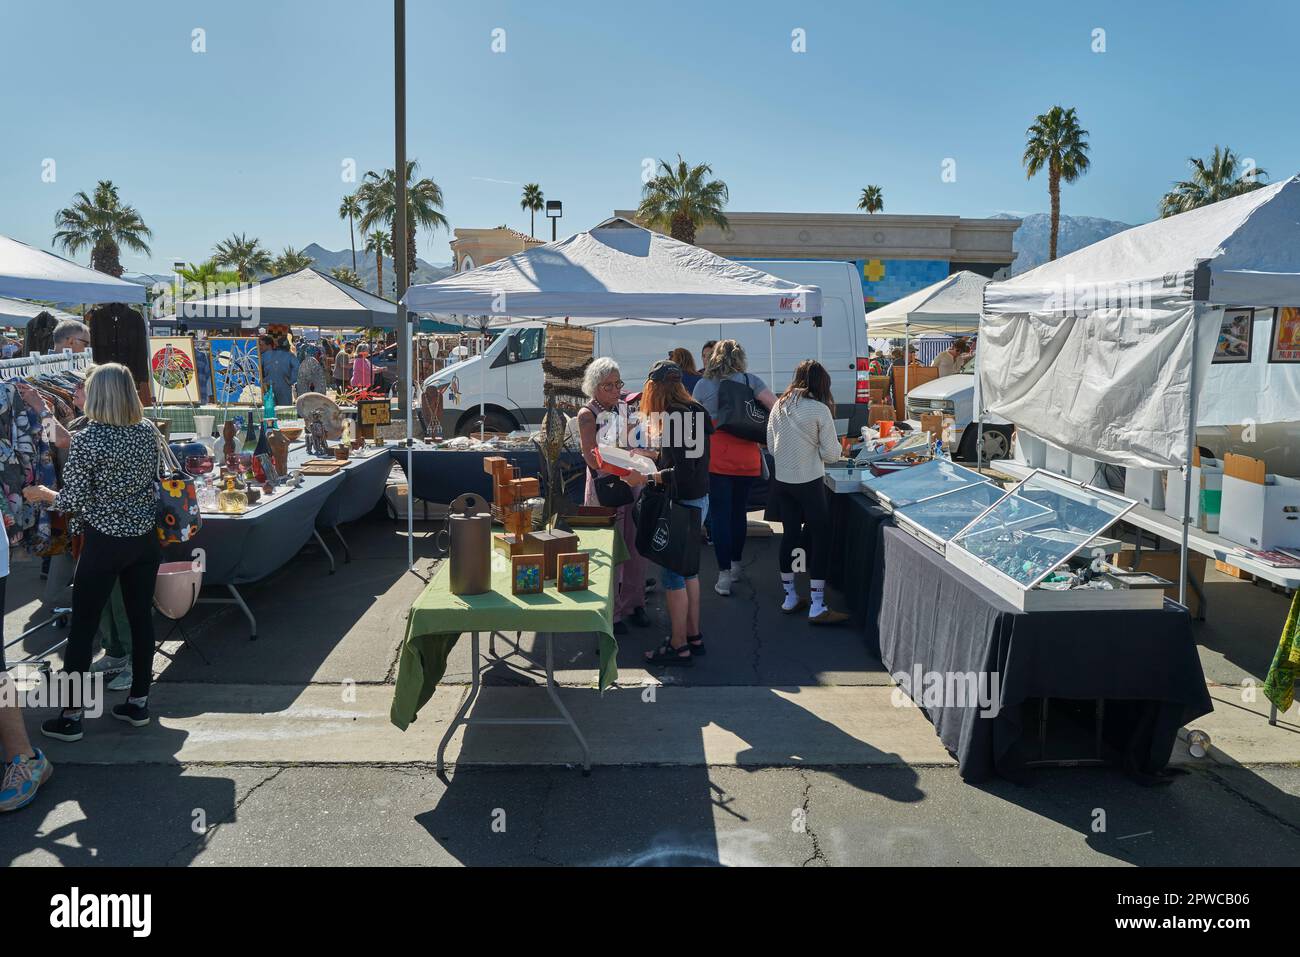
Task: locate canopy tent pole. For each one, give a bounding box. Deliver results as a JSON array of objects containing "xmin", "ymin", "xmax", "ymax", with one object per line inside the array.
[
  {"xmin": 768, "ymin": 320, "xmax": 775, "ymax": 387},
  {"xmin": 1179, "ymin": 296, "xmax": 1206, "ymax": 606},
  {"xmin": 975, "ymin": 346, "xmax": 983, "ymax": 471},
  {"xmin": 394, "ymin": 0, "xmax": 414, "ymax": 572},
  {"xmin": 903, "ymin": 316, "xmax": 910, "ymax": 419},
  {"xmin": 479, "ymin": 330, "xmax": 486, "ymax": 440}
]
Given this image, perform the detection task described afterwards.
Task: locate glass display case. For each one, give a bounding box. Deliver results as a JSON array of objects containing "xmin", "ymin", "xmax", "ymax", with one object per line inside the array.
[
  {"xmin": 945, "ymin": 469, "xmax": 1154, "ymax": 611},
  {"xmin": 893, "ymin": 481, "xmax": 1013, "ymax": 550},
  {"xmin": 860, "ymin": 457, "xmax": 990, "ymax": 510}
]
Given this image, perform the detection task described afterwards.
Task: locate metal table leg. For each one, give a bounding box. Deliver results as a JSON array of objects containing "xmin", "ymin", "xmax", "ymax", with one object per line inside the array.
[
  {"xmin": 331, "ymin": 523, "xmax": 351, "ymax": 563},
  {"xmin": 312, "ymin": 530, "xmax": 336, "ymax": 574},
  {"xmin": 196, "ymin": 585, "xmax": 258, "ymax": 640},
  {"xmin": 542, "ymin": 631, "xmax": 592, "ymax": 773},
  {"xmin": 438, "ymin": 631, "xmax": 483, "ymax": 775}
]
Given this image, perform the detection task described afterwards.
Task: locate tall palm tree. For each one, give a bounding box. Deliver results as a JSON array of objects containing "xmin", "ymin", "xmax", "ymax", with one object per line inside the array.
[
  {"xmin": 636, "ymin": 155, "xmax": 729, "ymax": 245},
  {"xmin": 338, "ymin": 193, "xmax": 362, "ymax": 271},
  {"xmin": 330, "ymin": 266, "xmax": 363, "ymax": 288},
  {"xmin": 520, "ymin": 183, "xmax": 544, "ymax": 237},
  {"xmin": 1022, "ymin": 106, "xmax": 1091, "ymax": 261},
  {"xmin": 1159, "ymin": 146, "xmax": 1267, "ymax": 218},
  {"xmin": 271, "ymin": 246, "xmax": 314, "ymax": 276},
  {"xmin": 212, "ymin": 233, "xmax": 274, "ymax": 282},
  {"xmin": 356, "ymin": 159, "xmax": 448, "ymax": 290},
  {"xmin": 179, "ymin": 260, "xmax": 240, "ymax": 294},
  {"xmin": 364, "ymin": 230, "xmax": 393, "ymax": 297},
  {"xmin": 52, "ymin": 180, "xmax": 152, "ymax": 277},
  {"xmin": 857, "ymin": 185, "xmax": 884, "ymax": 214}
]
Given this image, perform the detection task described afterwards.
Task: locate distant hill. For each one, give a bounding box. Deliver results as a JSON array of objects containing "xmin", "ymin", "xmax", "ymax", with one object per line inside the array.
[
  {"xmin": 302, "ymin": 243, "xmax": 453, "ymax": 296},
  {"xmin": 997, "ymin": 213, "xmax": 1135, "ymax": 275}
]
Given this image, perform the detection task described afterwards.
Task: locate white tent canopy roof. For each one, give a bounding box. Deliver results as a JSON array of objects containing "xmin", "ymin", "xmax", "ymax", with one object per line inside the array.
[
  {"xmin": 986, "ymin": 175, "xmax": 1300, "ymax": 313},
  {"xmin": 867, "ymin": 270, "xmax": 989, "ymax": 336},
  {"xmin": 402, "ymin": 217, "xmax": 822, "ymax": 326},
  {"xmin": 174, "ymin": 267, "xmax": 398, "ymax": 328},
  {"xmin": 0, "ymin": 297, "xmax": 79, "ymax": 328},
  {"xmin": 0, "ymin": 234, "xmax": 147, "ymax": 304}
]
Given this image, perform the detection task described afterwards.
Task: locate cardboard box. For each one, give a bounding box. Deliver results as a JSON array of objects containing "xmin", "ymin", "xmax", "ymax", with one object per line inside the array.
[
  {"xmin": 1219, "ymin": 453, "xmax": 1300, "ymax": 550},
  {"xmin": 1069, "ymin": 453, "xmax": 1103, "ymax": 486},
  {"xmin": 1164, "ymin": 452, "xmax": 1221, "ymax": 526},
  {"xmin": 1044, "ymin": 442, "xmax": 1071, "ymax": 477},
  {"xmin": 1124, "ymin": 466, "xmax": 1167, "ymax": 511},
  {"xmin": 1119, "ymin": 548, "xmax": 1207, "ymax": 617}
]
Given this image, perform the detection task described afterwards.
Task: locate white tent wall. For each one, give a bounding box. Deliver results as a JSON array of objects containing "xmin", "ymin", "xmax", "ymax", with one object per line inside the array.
[
  {"xmin": 977, "ymin": 296, "xmax": 1218, "ymax": 469},
  {"xmin": 1198, "ymin": 306, "xmax": 1300, "ymax": 427}
]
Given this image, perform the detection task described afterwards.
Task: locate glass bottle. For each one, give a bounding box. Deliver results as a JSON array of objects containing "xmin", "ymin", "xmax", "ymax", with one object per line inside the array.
[{"xmin": 217, "ymin": 475, "xmax": 247, "ymax": 514}]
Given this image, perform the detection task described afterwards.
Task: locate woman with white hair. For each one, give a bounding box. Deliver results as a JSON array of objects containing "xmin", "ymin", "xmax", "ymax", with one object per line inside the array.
[
  {"xmin": 22, "ymin": 363, "xmax": 162, "ymax": 742},
  {"xmin": 577, "ymin": 357, "xmax": 651, "ymax": 635}
]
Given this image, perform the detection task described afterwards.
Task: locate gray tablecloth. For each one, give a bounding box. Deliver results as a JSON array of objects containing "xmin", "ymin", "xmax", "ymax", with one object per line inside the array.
[
  {"xmin": 870, "ymin": 526, "xmax": 1212, "ymax": 781},
  {"xmin": 169, "ymin": 470, "xmax": 344, "ymax": 586},
  {"xmin": 287, "ymin": 445, "xmax": 395, "ymax": 528}
]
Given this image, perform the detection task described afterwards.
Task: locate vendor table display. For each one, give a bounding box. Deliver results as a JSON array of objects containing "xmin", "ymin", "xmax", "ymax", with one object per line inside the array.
[
  {"xmin": 389, "ymin": 445, "xmax": 584, "ymax": 507},
  {"xmin": 391, "ymin": 527, "xmax": 627, "ymax": 773},
  {"xmin": 292, "ymin": 443, "xmax": 394, "ymax": 562},
  {"xmin": 149, "ymin": 404, "xmax": 298, "ymax": 434}
]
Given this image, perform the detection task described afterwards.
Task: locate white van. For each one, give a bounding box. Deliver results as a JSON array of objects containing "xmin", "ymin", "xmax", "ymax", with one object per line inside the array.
[{"xmin": 423, "ymin": 260, "xmax": 875, "ymax": 436}]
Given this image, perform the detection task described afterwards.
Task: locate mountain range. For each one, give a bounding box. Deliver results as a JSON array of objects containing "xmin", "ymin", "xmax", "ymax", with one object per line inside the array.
[{"xmin": 999, "ymin": 212, "xmax": 1136, "ymax": 275}]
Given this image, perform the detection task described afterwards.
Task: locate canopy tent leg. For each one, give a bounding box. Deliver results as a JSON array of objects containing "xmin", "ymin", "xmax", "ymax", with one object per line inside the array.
[
  {"xmin": 1179, "ymin": 305, "xmax": 1204, "ymax": 607},
  {"xmin": 479, "ymin": 332, "xmax": 486, "ymax": 441},
  {"xmin": 975, "ymin": 347, "xmax": 982, "ymax": 471},
  {"xmin": 903, "ymin": 317, "xmax": 910, "ymax": 421},
  {"xmin": 406, "ymin": 309, "xmax": 415, "ymax": 571},
  {"xmin": 768, "ymin": 320, "xmax": 775, "ymax": 388}
]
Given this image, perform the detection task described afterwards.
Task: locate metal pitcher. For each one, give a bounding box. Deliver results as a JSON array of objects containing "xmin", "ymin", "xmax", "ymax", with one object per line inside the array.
[{"xmin": 448, "ymin": 492, "xmax": 492, "ymax": 595}]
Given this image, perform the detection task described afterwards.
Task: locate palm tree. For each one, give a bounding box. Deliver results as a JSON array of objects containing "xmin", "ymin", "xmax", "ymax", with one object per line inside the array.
[
  {"xmin": 1022, "ymin": 106, "xmax": 1091, "ymax": 261},
  {"xmin": 271, "ymin": 246, "xmax": 314, "ymax": 276},
  {"xmin": 636, "ymin": 155, "xmax": 729, "ymax": 245},
  {"xmin": 857, "ymin": 185, "xmax": 884, "ymax": 214},
  {"xmin": 338, "ymin": 193, "xmax": 362, "ymax": 271},
  {"xmin": 212, "ymin": 233, "xmax": 274, "ymax": 282},
  {"xmin": 178, "ymin": 260, "xmax": 240, "ymax": 295},
  {"xmin": 1159, "ymin": 146, "xmax": 1268, "ymax": 217},
  {"xmin": 330, "ymin": 266, "xmax": 363, "ymax": 288},
  {"xmin": 52, "ymin": 180, "xmax": 152, "ymax": 277},
  {"xmin": 364, "ymin": 230, "xmax": 393, "ymax": 297},
  {"xmin": 520, "ymin": 183, "xmax": 544, "ymax": 237},
  {"xmin": 356, "ymin": 159, "xmax": 448, "ymax": 290}
]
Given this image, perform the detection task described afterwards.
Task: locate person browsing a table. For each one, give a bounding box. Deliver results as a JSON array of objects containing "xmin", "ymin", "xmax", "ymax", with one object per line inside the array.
[
  {"xmin": 639, "ymin": 360, "xmax": 713, "ymax": 666},
  {"xmin": 767, "ymin": 360, "xmax": 849, "ymax": 625},
  {"xmin": 351, "ymin": 345, "xmax": 374, "ymax": 390},
  {"xmin": 23, "ymin": 363, "xmax": 163, "ymax": 743},
  {"xmin": 577, "ymin": 357, "xmax": 651, "ymax": 636},
  {"xmin": 260, "ymin": 335, "xmax": 299, "ymax": 405}
]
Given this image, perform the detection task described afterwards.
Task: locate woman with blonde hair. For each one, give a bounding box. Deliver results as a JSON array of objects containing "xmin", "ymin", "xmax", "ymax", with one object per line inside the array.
[
  {"xmin": 691, "ymin": 339, "xmax": 776, "ymax": 597},
  {"xmin": 23, "ymin": 363, "xmax": 163, "ymax": 742}
]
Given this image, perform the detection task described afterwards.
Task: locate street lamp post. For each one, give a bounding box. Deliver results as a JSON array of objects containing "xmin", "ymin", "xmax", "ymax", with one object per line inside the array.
[{"xmin": 546, "ymin": 200, "xmax": 563, "ymax": 242}]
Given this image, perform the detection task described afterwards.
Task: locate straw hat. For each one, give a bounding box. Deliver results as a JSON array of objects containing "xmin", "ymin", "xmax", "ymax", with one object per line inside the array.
[{"xmin": 296, "ymin": 392, "xmax": 344, "ymax": 439}]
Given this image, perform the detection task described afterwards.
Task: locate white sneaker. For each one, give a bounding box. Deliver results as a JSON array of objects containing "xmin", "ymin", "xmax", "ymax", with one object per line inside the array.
[
  {"xmin": 730, "ymin": 562, "xmax": 745, "ymax": 580},
  {"xmin": 714, "ymin": 571, "xmax": 732, "ymax": 596},
  {"xmin": 91, "ymin": 654, "xmax": 129, "ymax": 675},
  {"xmin": 107, "ymin": 669, "xmax": 133, "ymax": 692}
]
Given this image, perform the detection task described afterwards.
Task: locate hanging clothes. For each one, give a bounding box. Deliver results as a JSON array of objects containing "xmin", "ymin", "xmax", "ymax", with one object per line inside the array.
[
  {"xmin": 85, "ymin": 302, "xmax": 150, "ymax": 386},
  {"xmin": 0, "ymin": 381, "xmax": 57, "ymax": 554},
  {"xmin": 25, "ymin": 311, "xmax": 58, "ymax": 356}
]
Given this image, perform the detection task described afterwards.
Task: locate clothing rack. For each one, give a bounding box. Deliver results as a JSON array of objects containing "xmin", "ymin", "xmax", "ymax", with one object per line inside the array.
[{"xmin": 0, "ymin": 349, "xmax": 94, "ymax": 379}]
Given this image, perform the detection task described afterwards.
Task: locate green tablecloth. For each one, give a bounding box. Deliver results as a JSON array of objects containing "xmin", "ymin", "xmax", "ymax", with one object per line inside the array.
[
  {"xmin": 390, "ymin": 527, "xmax": 627, "ymax": 730},
  {"xmin": 149, "ymin": 404, "xmax": 300, "ymax": 433}
]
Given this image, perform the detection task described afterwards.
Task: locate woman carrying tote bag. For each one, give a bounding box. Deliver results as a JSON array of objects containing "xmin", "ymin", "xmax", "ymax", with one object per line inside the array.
[{"xmin": 637, "ymin": 360, "xmax": 712, "ymax": 666}]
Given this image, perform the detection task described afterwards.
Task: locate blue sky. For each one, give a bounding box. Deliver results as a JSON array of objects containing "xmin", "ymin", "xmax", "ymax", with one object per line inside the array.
[{"xmin": 2, "ymin": 0, "xmax": 1296, "ymax": 274}]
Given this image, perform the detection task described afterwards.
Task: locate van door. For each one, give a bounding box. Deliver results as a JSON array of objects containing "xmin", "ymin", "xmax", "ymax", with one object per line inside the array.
[{"xmin": 494, "ymin": 326, "xmax": 546, "ymax": 426}]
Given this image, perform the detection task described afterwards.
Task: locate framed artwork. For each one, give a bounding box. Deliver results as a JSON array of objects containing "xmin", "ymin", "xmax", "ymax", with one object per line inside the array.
[
  {"xmin": 208, "ymin": 337, "xmax": 263, "ymax": 403},
  {"xmin": 1212, "ymin": 308, "xmax": 1254, "ymax": 364},
  {"xmin": 511, "ymin": 554, "xmax": 544, "ymax": 595},
  {"xmin": 357, "ymin": 398, "xmax": 391, "ymax": 426},
  {"xmin": 556, "ymin": 552, "xmax": 590, "ymax": 592},
  {"xmin": 1268, "ymin": 307, "xmax": 1300, "ymax": 364},
  {"xmin": 148, "ymin": 337, "xmax": 199, "ymax": 404}
]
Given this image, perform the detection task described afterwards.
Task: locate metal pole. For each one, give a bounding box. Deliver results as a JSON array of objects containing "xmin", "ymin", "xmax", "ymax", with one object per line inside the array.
[
  {"xmin": 975, "ymin": 345, "xmax": 983, "ymax": 472},
  {"xmin": 1179, "ymin": 304, "xmax": 1202, "ymax": 607},
  {"xmin": 394, "ymin": 0, "xmax": 414, "ymax": 570},
  {"xmin": 768, "ymin": 320, "xmax": 775, "ymax": 388},
  {"xmin": 903, "ymin": 316, "xmax": 910, "ymax": 419}
]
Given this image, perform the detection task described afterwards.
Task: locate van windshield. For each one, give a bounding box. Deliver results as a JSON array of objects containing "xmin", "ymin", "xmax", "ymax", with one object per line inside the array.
[{"xmin": 507, "ymin": 327, "xmax": 545, "ymax": 363}]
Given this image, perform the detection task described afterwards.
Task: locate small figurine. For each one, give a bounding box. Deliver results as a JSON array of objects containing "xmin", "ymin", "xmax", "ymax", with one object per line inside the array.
[{"xmin": 306, "ymin": 409, "xmax": 330, "ymax": 457}]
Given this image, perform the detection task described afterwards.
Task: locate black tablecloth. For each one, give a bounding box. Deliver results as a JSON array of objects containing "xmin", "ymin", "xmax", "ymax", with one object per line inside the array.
[
  {"xmin": 390, "ymin": 446, "xmax": 584, "ymax": 506},
  {"xmin": 871, "ymin": 526, "xmax": 1213, "ymax": 781},
  {"xmin": 829, "ymin": 493, "xmax": 893, "ymax": 623}
]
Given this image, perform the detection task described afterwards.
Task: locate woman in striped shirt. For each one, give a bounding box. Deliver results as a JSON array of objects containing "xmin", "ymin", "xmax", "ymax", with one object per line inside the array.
[{"xmin": 765, "ymin": 360, "xmax": 849, "ymax": 624}]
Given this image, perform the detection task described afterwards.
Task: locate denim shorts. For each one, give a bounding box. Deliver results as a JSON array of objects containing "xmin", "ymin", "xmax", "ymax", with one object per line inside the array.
[{"xmin": 659, "ymin": 495, "xmax": 709, "ymax": 591}]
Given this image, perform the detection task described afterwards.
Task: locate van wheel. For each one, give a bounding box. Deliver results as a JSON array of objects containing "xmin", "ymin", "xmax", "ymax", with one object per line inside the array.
[
  {"xmin": 979, "ymin": 428, "xmax": 1010, "ymax": 461},
  {"xmin": 457, "ymin": 410, "xmax": 517, "ymax": 437}
]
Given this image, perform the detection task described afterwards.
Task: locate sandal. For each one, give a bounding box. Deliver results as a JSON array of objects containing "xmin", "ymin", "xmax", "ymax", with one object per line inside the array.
[
  {"xmin": 644, "ymin": 639, "xmax": 693, "ymax": 666},
  {"xmin": 686, "ymin": 634, "xmax": 706, "ymax": 656}
]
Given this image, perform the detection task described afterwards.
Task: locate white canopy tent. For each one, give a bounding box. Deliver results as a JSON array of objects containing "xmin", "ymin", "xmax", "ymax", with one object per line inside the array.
[
  {"xmin": 399, "ymin": 217, "xmax": 824, "ymax": 568},
  {"xmin": 173, "ymin": 267, "xmax": 399, "ymax": 329},
  {"xmin": 867, "ymin": 269, "xmax": 988, "ymax": 399},
  {"xmin": 979, "ymin": 174, "xmax": 1300, "ymax": 602},
  {"xmin": 0, "ymin": 297, "xmax": 79, "ymax": 327},
  {"xmin": 0, "ymin": 234, "xmax": 146, "ymax": 304}
]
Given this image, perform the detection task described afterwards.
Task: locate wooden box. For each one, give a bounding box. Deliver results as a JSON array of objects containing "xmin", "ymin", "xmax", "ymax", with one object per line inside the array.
[{"xmin": 521, "ymin": 529, "xmax": 579, "ymax": 580}]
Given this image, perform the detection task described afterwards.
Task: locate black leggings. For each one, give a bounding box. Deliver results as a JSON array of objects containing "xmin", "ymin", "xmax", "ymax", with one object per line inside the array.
[
  {"xmin": 64, "ymin": 527, "xmax": 160, "ymax": 699},
  {"xmin": 775, "ymin": 477, "xmax": 831, "ymax": 580}
]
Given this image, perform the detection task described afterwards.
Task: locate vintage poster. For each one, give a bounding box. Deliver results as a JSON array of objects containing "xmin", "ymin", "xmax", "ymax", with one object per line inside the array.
[
  {"xmin": 1269, "ymin": 307, "xmax": 1300, "ymax": 363},
  {"xmin": 1211, "ymin": 308, "xmax": 1253, "ymax": 364},
  {"xmin": 207, "ymin": 336, "xmax": 263, "ymax": 404},
  {"xmin": 148, "ymin": 337, "xmax": 200, "ymax": 404}
]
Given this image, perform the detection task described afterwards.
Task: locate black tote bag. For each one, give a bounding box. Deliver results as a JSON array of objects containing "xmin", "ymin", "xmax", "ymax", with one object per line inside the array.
[
  {"xmin": 714, "ymin": 373, "xmax": 769, "ymax": 444},
  {"xmin": 635, "ymin": 477, "xmax": 702, "ymax": 577}
]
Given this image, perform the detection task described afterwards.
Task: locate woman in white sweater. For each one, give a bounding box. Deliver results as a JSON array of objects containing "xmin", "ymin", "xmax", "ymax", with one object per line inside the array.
[{"xmin": 766, "ymin": 360, "xmax": 849, "ymax": 624}]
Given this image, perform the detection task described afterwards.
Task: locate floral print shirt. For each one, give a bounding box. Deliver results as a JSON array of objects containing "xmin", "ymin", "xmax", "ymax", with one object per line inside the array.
[{"xmin": 54, "ymin": 421, "xmax": 159, "ymax": 537}]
